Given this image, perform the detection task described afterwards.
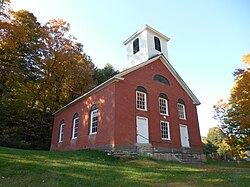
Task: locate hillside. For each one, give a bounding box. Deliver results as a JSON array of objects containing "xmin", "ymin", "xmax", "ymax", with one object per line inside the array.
[{"xmin": 0, "ymin": 147, "xmax": 249, "ymax": 187}]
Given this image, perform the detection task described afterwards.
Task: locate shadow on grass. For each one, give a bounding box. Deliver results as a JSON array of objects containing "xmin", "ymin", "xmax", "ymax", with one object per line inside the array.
[{"xmin": 0, "ymin": 147, "xmax": 249, "ymax": 187}]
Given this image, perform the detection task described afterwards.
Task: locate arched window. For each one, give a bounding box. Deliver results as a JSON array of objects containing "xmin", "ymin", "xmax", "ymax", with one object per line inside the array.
[
  {"xmin": 159, "ymin": 93, "xmax": 168, "ymax": 115},
  {"xmin": 133, "ymin": 38, "xmax": 139, "ymax": 54},
  {"xmin": 153, "ymin": 74, "xmax": 170, "ymax": 85},
  {"xmin": 59, "ymin": 120, "xmax": 64, "ymax": 142},
  {"xmin": 177, "ymin": 99, "xmax": 186, "ymax": 120},
  {"xmin": 136, "ymin": 86, "xmax": 147, "ymax": 111},
  {"xmin": 72, "ymin": 113, "xmax": 79, "ymax": 139},
  {"xmin": 90, "ymin": 105, "xmax": 98, "ymax": 134},
  {"xmin": 154, "ymin": 36, "xmax": 161, "ymax": 52}
]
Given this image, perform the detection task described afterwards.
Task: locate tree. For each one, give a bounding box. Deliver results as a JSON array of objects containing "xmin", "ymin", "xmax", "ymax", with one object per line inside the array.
[
  {"xmin": 0, "ymin": 7, "xmax": 96, "ymax": 149},
  {"xmin": 207, "ymin": 127, "xmax": 226, "ymax": 147},
  {"xmin": 37, "ymin": 19, "xmax": 96, "ymax": 112},
  {"xmin": 0, "ymin": 10, "xmax": 50, "ymax": 149},
  {"xmin": 214, "ymin": 53, "xmax": 250, "ymax": 157},
  {"xmin": 0, "ymin": 0, "xmax": 11, "ymax": 20},
  {"xmin": 93, "ymin": 63, "xmax": 119, "ymax": 85},
  {"xmin": 0, "ymin": 10, "xmax": 42, "ymax": 99}
]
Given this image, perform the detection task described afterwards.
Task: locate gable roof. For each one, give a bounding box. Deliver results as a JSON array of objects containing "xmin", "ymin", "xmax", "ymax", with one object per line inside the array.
[
  {"xmin": 117, "ymin": 54, "xmax": 201, "ymax": 105},
  {"xmin": 53, "ymin": 54, "xmax": 200, "ymax": 115}
]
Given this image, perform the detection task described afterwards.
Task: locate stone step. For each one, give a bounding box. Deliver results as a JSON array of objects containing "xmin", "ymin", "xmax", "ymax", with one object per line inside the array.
[
  {"xmin": 110, "ymin": 151, "xmax": 138, "ymax": 158},
  {"xmin": 136, "ymin": 144, "xmax": 159, "ymax": 157},
  {"xmin": 174, "ymin": 153, "xmax": 203, "ymax": 163}
]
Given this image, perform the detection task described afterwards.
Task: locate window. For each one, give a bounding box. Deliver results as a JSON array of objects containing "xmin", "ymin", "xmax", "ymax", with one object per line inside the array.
[
  {"xmin": 159, "ymin": 94, "xmax": 168, "ymax": 115},
  {"xmin": 136, "ymin": 86, "xmax": 147, "ymax": 111},
  {"xmin": 178, "ymin": 99, "xmax": 186, "ymax": 120},
  {"xmin": 72, "ymin": 113, "xmax": 79, "ymax": 139},
  {"xmin": 59, "ymin": 120, "xmax": 64, "ymax": 142},
  {"xmin": 154, "ymin": 36, "xmax": 161, "ymax": 52},
  {"xmin": 90, "ymin": 105, "xmax": 98, "ymax": 134},
  {"xmin": 133, "ymin": 38, "xmax": 139, "ymax": 54},
  {"xmin": 161, "ymin": 121, "xmax": 170, "ymax": 140},
  {"xmin": 153, "ymin": 74, "xmax": 170, "ymax": 85}
]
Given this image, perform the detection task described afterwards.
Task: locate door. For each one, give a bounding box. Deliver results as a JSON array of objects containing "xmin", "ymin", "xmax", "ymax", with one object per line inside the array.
[
  {"xmin": 179, "ymin": 125, "xmax": 190, "ymax": 147},
  {"xmin": 136, "ymin": 116, "xmax": 149, "ymax": 143}
]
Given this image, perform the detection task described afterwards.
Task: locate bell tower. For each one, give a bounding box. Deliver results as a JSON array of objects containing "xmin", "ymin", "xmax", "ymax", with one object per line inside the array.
[{"xmin": 123, "ymin": 25, "xmax": 170, "ymax": 68}]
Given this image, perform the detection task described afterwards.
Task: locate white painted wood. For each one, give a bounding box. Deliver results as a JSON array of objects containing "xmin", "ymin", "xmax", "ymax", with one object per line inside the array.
[
  {"xmin": 136, "ymin": 116, "xmax": 149, "ymax": 144},
  {"xmin": 124, "ymin": 25, "xmax": 170, "ymax": 68},
  {"xmin": 179, "ymin": 125, "xmax": 190, "ymax": 147}
]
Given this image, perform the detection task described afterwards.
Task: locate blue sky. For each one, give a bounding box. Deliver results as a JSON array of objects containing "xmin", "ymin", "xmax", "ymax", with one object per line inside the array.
[{"xmin": 11, "ymin": 0, "xmax": 250, "ymax": 136}]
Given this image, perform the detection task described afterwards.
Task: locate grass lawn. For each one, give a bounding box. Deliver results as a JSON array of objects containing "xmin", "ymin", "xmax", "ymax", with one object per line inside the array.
[{"xmin": 0, "ymin": 147, "xmax": 249, "ymax": 187}]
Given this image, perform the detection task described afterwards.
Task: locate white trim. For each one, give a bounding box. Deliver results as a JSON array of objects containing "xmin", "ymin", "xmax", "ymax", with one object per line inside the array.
[
  {"xmin": 90, "ymin": 109, "xmax": 98, "ymax": 135},
  {"xmin": 160, "ymin": 121, "xmax": 170, "ymax": 140},
  {"xmin": 136, "ymin": 91, "xmax": 147, "ymax": 111},
  {"xmin": 117, "ymin": 55, "xmax": 200, "ymax": 105},
  {"xmin": 72, "ymin": 116, "xmax": 79, "ymax": 139},
  {"xmin": 123, "ymin": 24, "xmax": 170, "ymax": 45},
  {"xmin": 59, "ymin": 122, "xmax": 64, "ymax": 143},
  {"xmin": 53, "ymin": 76, "xmax": 124, "ymax": 115},
  {"xmin": 177, "ymin": 103, "xmax": 186, "ymax": 120},
  {"xmin": 159, "ymin": 97, "xmax": 169, "ymax": 116},
  {"xmin": 53, "ymin": 54, "xmax": 200, "ymax": 115}
]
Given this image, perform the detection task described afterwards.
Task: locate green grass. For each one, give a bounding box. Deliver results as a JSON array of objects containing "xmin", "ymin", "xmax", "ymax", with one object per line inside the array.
[{"xmin": 0, "ymin": 147, "xmax": 249, "ymax": 187}]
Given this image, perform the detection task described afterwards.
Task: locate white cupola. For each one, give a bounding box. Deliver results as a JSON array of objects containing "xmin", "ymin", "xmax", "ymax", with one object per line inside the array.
[{"xmin": 123, "ymin": 25, "xmax": 170, "ymax": 68}]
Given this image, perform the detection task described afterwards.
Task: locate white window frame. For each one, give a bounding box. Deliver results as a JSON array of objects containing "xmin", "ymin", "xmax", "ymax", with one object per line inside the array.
[
  {"xmin": 90, "ymin": 109, "xmax": 98, "ymax": 135},
  {"xmin": 136, "ymin": 91, "xmax": 147, "ymax": 111},
  {"xmin": 178, "ymin": 103, "xmax": 186, "ymax": 120},
  {"xmin": 159, "ymin": 97, "xmax": 168, "ymax": 116},
  {"xmin": 59, "ymin": 121, "xmax": 64, "ymax": 143},
  {"xmin": 160, "ymin": 121, "xmax": 170, "ymax": 140},
  {"xmin": 72, "ymin": 115, "xmax": 79, "ymax": 139}
]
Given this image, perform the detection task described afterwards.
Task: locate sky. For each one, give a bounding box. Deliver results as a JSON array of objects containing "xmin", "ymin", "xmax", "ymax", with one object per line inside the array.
[{"xmin": 11, "ymin": 0, "xmax": 250, "ymax": 136}]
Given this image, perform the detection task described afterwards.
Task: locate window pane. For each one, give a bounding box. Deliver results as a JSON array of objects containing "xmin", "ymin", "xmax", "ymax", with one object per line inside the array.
[
  {"xmin": 73, "ymin": 118, "xmax": 79, "ymax": 138},
  {"xmin": 133, "ymin": 38, "xmax": 139, "ymax": 54},
  {"xmin": 161, "ymin": 121, "xmax": 170, "ymax": 140},
  {"xmin": 154, "ymin": 36, "xmax": 161, "ymax": 52},
  {"xmin": 159, "ymin": 98, "xmax": 168, "ymax": 115},
  {"xmin": 136, "ymin": 91, "xmax": 146, "ymax": 110},
  {"xmin": 91, "ymin": 109, "xmax": 98, "ymax": 134},
  {"xmin": 178, "ymin": 103, "xmax": 186, "ymax": 119},
  {"xmin": 59, "ymin": 123, "xmax": 64, "ymax": 142}
]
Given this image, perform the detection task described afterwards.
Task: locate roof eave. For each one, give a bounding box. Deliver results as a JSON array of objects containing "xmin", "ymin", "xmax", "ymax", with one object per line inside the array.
[
  {"xmin": 52, "ymin": 76, "xmax": 124, "ymax": 115},
  {"xmin": 123, "ymin": 24, "xmax": 170, "ymax": 45},
  {"xmin": 159, "ymin": 55, "xmax": 201, "ymax": 105}
]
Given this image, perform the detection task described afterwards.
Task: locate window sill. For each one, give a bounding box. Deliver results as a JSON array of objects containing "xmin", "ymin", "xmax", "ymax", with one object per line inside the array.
[
  {"xmin": 179, "ymin": 118, "xmax": 186, "ymax": 120},
  {"xmin": 161, "ymin": 138, "xmax": 171, "ymax": 141},
  {"xmin": 89, "ymin": 132, "xmax": 97, "ymax": 136},
  {"xmin": 136, "ymin": 108, "xmax": 147, "ymax": 112},
  {"xmin": 160, "ymin": 113, "xmax": 169, "ymax": 116}
]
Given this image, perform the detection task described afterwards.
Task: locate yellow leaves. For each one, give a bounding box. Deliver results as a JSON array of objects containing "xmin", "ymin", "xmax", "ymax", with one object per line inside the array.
[{"xmin": 242, "ymin": 53, "xmax": 250, "ymax": 66}]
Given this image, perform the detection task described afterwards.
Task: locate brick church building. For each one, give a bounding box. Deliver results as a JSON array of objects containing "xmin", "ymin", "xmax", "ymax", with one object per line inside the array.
[{"xmin": 50, "ymin": 25, "xmax": 203, "ymax": 159}]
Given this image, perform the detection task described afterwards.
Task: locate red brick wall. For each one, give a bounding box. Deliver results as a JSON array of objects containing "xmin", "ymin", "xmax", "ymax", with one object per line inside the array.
[
  {"xmin": 51, "ymin": 58, "xmax": 202, "ymax": 151},
  {"xmin": 50, "ymin": 83, "xmax": 116, "ymax": 151},
  {"xmin": 114, "ymin": 59, "xmax": 202, "ymax": 150}
]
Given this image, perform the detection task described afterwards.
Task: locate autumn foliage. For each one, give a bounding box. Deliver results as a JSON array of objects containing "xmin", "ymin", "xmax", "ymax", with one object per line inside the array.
[
  {"xmin": 214, "ymin": 53, "xmax": 250, "ymax": 157},
  {"xmin": 0, "ymin": 4, "xmax": 102, "ymax": 149}
]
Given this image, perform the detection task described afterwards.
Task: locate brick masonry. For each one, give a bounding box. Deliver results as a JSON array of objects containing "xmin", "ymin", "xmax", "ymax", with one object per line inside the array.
[{"xmin": 50, "ymin": 58, "xmax": 202, "ymax": 152}]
